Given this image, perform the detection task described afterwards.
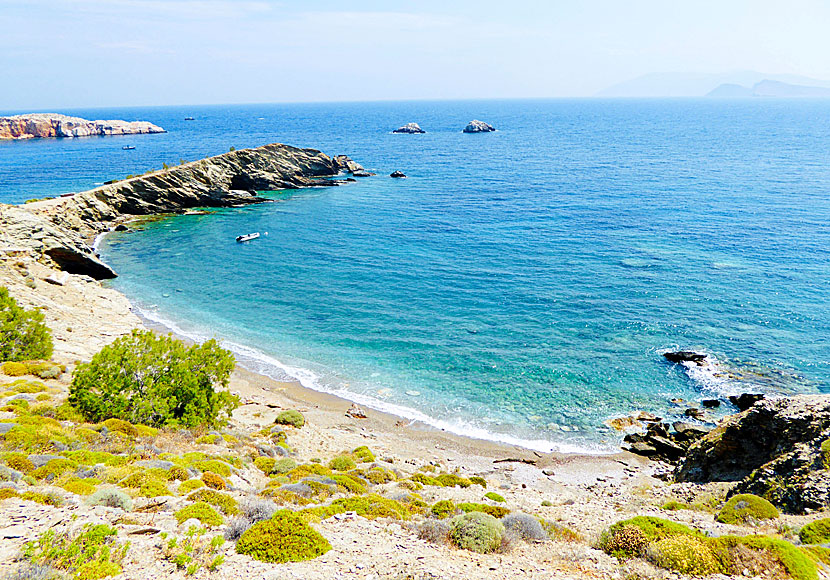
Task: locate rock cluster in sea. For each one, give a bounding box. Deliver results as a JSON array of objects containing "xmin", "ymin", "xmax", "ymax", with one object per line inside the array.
[
  {"xmin": 392, "ymin": 123, "xmax": 425, "ymax": 134},
  {"xmin": 0, "ymin": 113, "xmax": 166, "ymax": 140},
  {"xmin": 463, "ymin": 120, "xmax": 496, "ymax": 133}
]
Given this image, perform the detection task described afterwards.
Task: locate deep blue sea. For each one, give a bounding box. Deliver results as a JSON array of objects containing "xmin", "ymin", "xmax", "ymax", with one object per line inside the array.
[{"xmin": 2, "ymin": 100, "xmax": 829, "ymax": 452}]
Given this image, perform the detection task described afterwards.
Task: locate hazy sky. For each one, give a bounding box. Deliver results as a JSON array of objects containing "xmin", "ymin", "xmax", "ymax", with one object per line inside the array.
[{"xmin": 2, "ymin": 0, "xmax": 829, "ymax": 109}]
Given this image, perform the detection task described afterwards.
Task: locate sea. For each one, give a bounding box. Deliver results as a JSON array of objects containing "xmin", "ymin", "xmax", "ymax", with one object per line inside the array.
[{"xmin": 2, "ymin": 99, "xmax": 829, "ymax": 453}]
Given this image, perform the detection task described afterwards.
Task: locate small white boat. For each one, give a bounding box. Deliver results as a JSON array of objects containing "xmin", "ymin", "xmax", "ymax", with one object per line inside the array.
[
  {"xmin": 235, "ymin": 232, "xmax": 260, "ymax": 243},
  {"xmin": 122, "ymin": 146, "xmax": 135, "ymax": 150}
]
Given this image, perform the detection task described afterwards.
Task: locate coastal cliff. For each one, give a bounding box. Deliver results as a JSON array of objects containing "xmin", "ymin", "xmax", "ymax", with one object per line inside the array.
[
  {"xmin": 0, "ymin": 143, "xmax": 364, "ymax": 279},
  {"xmin": 0, "ymin": 113, "xmax": 165, "ymax": 140}
]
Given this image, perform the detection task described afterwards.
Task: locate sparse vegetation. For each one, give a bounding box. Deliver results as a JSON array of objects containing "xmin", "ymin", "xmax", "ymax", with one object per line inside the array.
[
  {"xmin": 0, "ymin": 287, "xmax": 54, "ymax": 362},
  {"xmin": 162, "ymin": 526, "xmax": 225, "ymax": 575},
  {"xmin": 21, "ymin": 524, "xmax": 128, "ymax": 580}
]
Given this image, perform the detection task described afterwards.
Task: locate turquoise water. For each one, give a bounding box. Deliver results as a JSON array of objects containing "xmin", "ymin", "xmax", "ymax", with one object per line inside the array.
[{"xmin": 3, "ymin": 100, "xmax": 829, "ymax": 452}]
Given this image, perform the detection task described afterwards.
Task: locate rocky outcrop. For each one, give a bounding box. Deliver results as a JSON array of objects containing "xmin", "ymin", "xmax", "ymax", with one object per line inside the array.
[
  {"xmin": 390, "ymin": 171, "xmax": 406, "ymax": 178},
  {"xmin": 623, "ymin": 418, "xmax": 712, "ymax": 463},
  {"xmin": 6, "ymin": 143, "xmax": 365, "ymax": 279},
  {"xmin": 462, "ymin": 120, "xmax": 495, "ymax": 133},
  {"xmin": 675, "ymin": 395, "xmax": 830, "ymax": 513},
  {"xmin": 0, "ymin": 205, "xmax": 115, "ymax": 279},
  {"xmin": 663, "ymin": 351, "xmax": 707, "ymax": 364},
  {"xmin": 0, "ymin": 113, "xmax": 165, "ymax": 140},
  {"xmin": 392, "ymin": 123, "xmax": 425, "ymax": 134}
]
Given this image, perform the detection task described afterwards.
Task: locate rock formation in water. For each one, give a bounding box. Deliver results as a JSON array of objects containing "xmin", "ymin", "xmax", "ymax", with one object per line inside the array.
[
  {"xmin": 0, "ymin": 113, "xmax": 166, "ymax": 140},
  {"xmin": 675, "ymin": 395, "xmax": 830, "ymax": 513},
  {"xmin": 392, "ymin": 123, "xmax": 425, "ymax": 134},
  {"xmin": 0, "ymin": 143, "xmax": 366, "ymax": 280},
  {"xmin": 462, "ymin": 120, "xmax": 495, "ymax": 133}
]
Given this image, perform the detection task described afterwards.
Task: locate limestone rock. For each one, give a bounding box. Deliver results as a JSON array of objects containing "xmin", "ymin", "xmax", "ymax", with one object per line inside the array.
[
  {"xmin": 462, "ymin": 120, "xmax": 495, "ymax": 133},
  {"xmin": 0, "ymin": 113, "xmax": 165, "ymax": 140},
  {"xmin": 392, "ymin": 123, "xmax": 425, "ymax": 134},
  {"xmin": 675, "ymin": 395, "xmax": 830, "ymax": 513}
]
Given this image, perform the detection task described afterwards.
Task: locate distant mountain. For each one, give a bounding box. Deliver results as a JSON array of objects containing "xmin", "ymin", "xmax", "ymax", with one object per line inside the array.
[
  {"xmin": 707, "ymin": 79, "xmax": 830, "ymax": 98},
  {"xmin": 598, "ymin": 71, "xmax": 830, "ymax": 98}
]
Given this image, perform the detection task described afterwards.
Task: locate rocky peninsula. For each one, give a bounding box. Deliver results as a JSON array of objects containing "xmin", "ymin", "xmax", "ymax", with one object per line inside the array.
[
  {"xmin": 1, "ymin": 143, "xmax": 830, "ymax": 580},
  {"xmin": 1, "ymin": 143, "xmax": 364, "ymax": 280},
  {"xmin": 0, "ymin": 113, "xmax": 165, "ymax": 140}
]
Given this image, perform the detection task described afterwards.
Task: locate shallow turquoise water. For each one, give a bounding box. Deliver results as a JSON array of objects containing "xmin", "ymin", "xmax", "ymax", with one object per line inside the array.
[{"xmin": 3, "ymin": 100, "xmax": 829, "ymax": 451}]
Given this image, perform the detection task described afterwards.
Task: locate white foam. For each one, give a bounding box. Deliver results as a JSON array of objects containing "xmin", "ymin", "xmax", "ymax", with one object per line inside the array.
[
  {"xmin": 130, "ymin": 301, "xmax": 614, "ymax": 455},
  {"xmin": 92, "ymin": 231, "xmax": 109, "ymax": 252}
]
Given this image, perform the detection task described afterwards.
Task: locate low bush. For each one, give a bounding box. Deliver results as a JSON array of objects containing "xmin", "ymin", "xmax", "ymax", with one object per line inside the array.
[
  {"xmin": 21, "ymin": 524, "xmax": 127, "ymax": 580},
  {"xmin": 21, "ymin": 491, "xmax": 63, "ymax": 507},
  {"xmin": 328, "ymin": 455, "xmax": 356, "ymax": 472},
  {"xmin": 0, "ymin": 287, "xmax": 54, "ymax": 362},
  {"xmin": 502, "ymin": 513, "xmax": 547, "ymax": 542},
  {"xmin": 449, "ymin": 511, "xmax": 505, "ymax": 553},
  {"xmin": 712, "ymin": 535, "xmax": 818, "ymax": 580},
  {"xmin": 352, "ymin": 446, "xmax": 374, "ymax": 462},
  {"xmin": 274, "ymin": 410, "xmax": 305, "ymax": 428},
  {"xmin": 716, "ymin": 494, "xmax": 779, "ymax": 525},
  {"xmin": 365, "ymin": 467, "xmax": 395, "ymax": 485},
  {"xmin": 2, "ymin": 361, "xmax": 28, "ymax": 376},
  {"xmin": 458, "ymin": 502, "xmax": 510, "ymax": 518},
  {"xmin": 224, "ymin": 516, "xmax": 252, "ymax": 542},
  {"xmin": 800, "ymin": 518, "xmax": 830, "ymax": 545},
  {"xmin": 187, "ymin": 489, "xmax": 239, "ymax": 515},
  {"xmin": 236, "ymin": 510, "xmax": 331, "ymax": 563},
  {"xmin": 88, "ymin": 488, "xmax": 133, "ymax": 511},
  {"xmin": 201, "ymin": 472, "xmax": 226, "ymax": 490},
  {"xmin": 484, "ymin": 491, "xmax": 505, "ymax": 503},
  {"xmin": 6, "ymin": 452, "xmax": 35, "ymax": 474},
  {"xmin": 431, "ymin": 500, "xmax": 456, "ymax": 519},
  {"xmin": 175, "ymin": 502, "xmax": 223, "ymax": 527},
  {"xmin": 162, "ymin": 526, "xmax": 225, "ymax": 575},
  {"xmin": 242, "ymin": 498, "xmax": 276, "ymax": 522},
  {"xmin": 821, "ymin": 439, "xmax": 830, "ymax": 470},
  {"xmin": 418, "ymin": 519, "xmax": 450, "ymax": 544},
  {"xmin": 469, "ymin": 476, "xmax": 487, "ymax": 488},
  {"xmin": 646, "ymin": 535, "xmax": 721, "ymax": 575},
  {"xmin": 436, "ymin": 473, "xmax": 472, "ymax": 488},
  {"xmin": 179, "ymin": 479, "xmax": 205, "ymax": 494},
  {"xmin": 69, "ymin": 330, "xmax": 237, "ymax": 428}
]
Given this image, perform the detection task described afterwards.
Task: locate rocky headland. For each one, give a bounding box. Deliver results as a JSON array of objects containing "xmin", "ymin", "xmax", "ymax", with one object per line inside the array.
[
  {"xmin": 1, "ymin": 143, "xmax": 366, "ymax": 280},
  {"xmin": 0, "ymin": 113, "xmax": 165, "ymax": 140}
]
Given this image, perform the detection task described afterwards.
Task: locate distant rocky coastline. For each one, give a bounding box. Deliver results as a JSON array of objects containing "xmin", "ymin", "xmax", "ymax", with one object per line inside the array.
[
  {"xmin": 0, "ymin": 113, "xmax": 165, "ymax": 140},
  {"xmin": 0, "ymin": 143, "xmax": 367, "ymax": 279}
]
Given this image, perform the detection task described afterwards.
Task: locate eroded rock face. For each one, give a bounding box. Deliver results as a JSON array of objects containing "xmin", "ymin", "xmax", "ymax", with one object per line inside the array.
[
  {"xmin": 0, "ymin": 113, "xmax": 165, "ymax": 140},
  {"xmin": 0, "ymin": 205, "xmax": 116, "ymax": 279},
  {"xmin": 392, "ymin": 123, "xmax": 425, "ymax": 134},
  {"xmin": 462, "ymin": 120, "xmax": 495, "ymax": 133},
  {"xmin": 675, "ymin": 395, "xmax": 830, "ymax": 513}
]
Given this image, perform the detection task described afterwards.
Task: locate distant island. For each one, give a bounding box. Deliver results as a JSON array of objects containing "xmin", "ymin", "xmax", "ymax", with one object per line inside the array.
[
  {"xmin": 598, "ymin": 70, "xmax": 830, "ymax": 98},
  {"xmin": 0, "ymin": 113, "xmax": 165, "ymax": 140},
  {"xmin": 707, "ymin": 79, "xmax": 830, "ymax": 98}
]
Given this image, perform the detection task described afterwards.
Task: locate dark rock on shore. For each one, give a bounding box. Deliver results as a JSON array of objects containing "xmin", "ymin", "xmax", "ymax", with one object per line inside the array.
[
  {"xmin": 663, "ymin": 351, "xmax": 707, "ymax": 364},
  {"xmin": 623, "ymin": 419, "xmax": 712, "ymax": 463},
  {"xmin": 390, "ymin": 171, "xmax": 406, "ymax": 178},
  {"xmin": 463, "ymin": 120, "xmax": 496, "ymax": 133},
  {"xmin": 675, "ymin": 395, "xmax": 830, "ymax": 513},
  {"xmin": 392, "ymin": 123, "xmax": 425, "ymax": 134},
  {"xmin": 729, "ymin": 393, "xmax": 764, "ymax": 411},
  {"xmin": 702, "ymin": 399, "xmax": 721, "ymax": 408}
]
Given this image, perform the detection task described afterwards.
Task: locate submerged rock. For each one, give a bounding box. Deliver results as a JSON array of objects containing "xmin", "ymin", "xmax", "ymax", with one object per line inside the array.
[
  {"xmin": 729, "ymin": 393, "xmax": 764, "ymax": 411},
  {"xmin": 392, "ymin": 123, "xmax": 425, "ymax": 134},
  {"xmin": 463, "ymin": 120, "xmax": 496, "ymax": 133},
  {"xmin": 675, "ymin": 395, "xmax": 830, "ymax": 513},
  {"xmin": 663, "ymin": 351, "xmax": 707, "ymax": 365}
]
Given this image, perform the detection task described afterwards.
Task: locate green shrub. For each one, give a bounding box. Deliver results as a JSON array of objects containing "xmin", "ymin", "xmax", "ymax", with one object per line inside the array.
[
  {"xmin": 271, "ymin": 458, "xmax": 297, "ymax": 475},
  {"xmin": 484, "ymin": 491, "xmax": 505, "ymax": 503},
  {"xmin": 0, "ymin": 287, "xmax": 54, "ymax": 361},
  {"xmin": 716, "ymin": 494, "xmax": 779, "ymax": 525},
  {"xmin": 365, "ymin": 467, "xmax": 395, "ymax": 485},
  {"xmin": 175, "ymin": 502, "xmax": 223, "ymax": 527},
  {"xmin": 600, "ymin": 524, "xmax": 650, "ymax": 558},
  {"xmin": 449, "ymin": 512, "xmax": 504, "ymax": 553},
  {"xmin": 179, "ymin": 479, "xmax": 206, "ymax": 494},
  {"xmin": 254, "ymin": 457, "xmax": 276, "ymax": 474},
  {"xmin": 800, "ymin": 518, "xmax": 830, "ymax": 545},
  {"xmin": 411, "ymin": 472, "xmax": 442, "ymax": 487},
  {"xmin": 328, "ymin": 455, "xmax": 356, "ymax": 472},
  {"xmin": 22, "ymin": 524, "xmax": 127, "ymax": 580},
  {"xmin": 821, "ymin": 439, "xmax": 830, "ymax": 470},
  {"xmin": 162, "ymin": 526, "xmax": 225, "ymax": 575},
  {"xmin": 2, "ymin": 361, "xmax": 28, "ymax": 376},
  {"xmin": 431, "ymin": 500, "xmax": 456, "ymax": 519},
  {"xmin": 5, "ymin": 452, "xmax": 35, "ymax": 473},
  {"xmin": 25, "ymin": 361, "xmax": 62, "ymax": 379},
  {"xmin": 62, "ymin": 478, "xmax": 97, "ymax": 496},
  {"xmin": 236, "ymin": 510, "xmax": 331, "ymax": 563},
  {"xmin": 711, "ymin": 535, "xmax": 818, "ymax": 580},
  {"xmin": 469, "ymin": 476, "xmax": 487, "ymax": 488},
  {"xmin": 32, "ymin": 458, "xmax": 77, "ymax": 480},
  {"xmin": 0, "ymin": 488, "xmax": 20, "ymax": 500},
  {"xmin": 274, "ymin": 410, "xmax": 305, "ymax": 428},
  {"xmin": 88, "ymin": 488, "xmax": 133, "ymax": 511},
  {"xmin": 458, "ymin": 502, "xmax": 510, "ymax": 518},
  {"xmin": 100, "ymin": 418, "xmax": 138, "ymax": 438},
  {"xmin": 193, "ymin": 459, "xmax": 231, "ymax": 477},
  {"xmin": 646, "ymin": 535, "xmax": 722, "ymax": 575},
  {"xmin": 69, "ymin": 330, "xmax": 237, "ymax": 428},
  {"xmin": 352, "ymin": 446, "xmax": 374, "ymax": 462},
  {"xmin": 188, "ymin": 489, "xmax": 239, "ymax": 515},
  {"xmin": 197, "ymin": 434, "xmax": 221, "ymax": 444},
  {"xmin": 436, "ymin": 473, "xmax": 471, "ymax": 488},
  {"xmin": 21, "ymin": 491, "xmax": 63, "ymax": 506}
]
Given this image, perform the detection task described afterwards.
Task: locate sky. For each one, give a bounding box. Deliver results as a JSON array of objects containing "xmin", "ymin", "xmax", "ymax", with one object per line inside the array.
[{"xmin": 1, "ymin": 0, "xmax": 829, "ymax": 109}]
